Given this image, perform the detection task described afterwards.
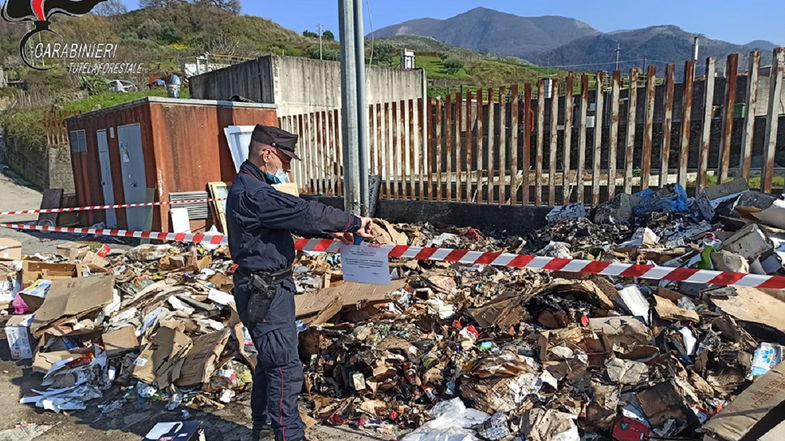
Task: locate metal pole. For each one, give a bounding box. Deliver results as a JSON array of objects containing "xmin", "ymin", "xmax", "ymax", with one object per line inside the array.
[
  {"xmin": 353, "ymin": 0, "xmax": 370, "ymax": 216},
  {"xmin": 339, "ymin": 0, "xmax": 360, "ymax": 214},
  {"xmin": 693, "ymin": 36, "xmax": 699, "ymax": 61},
  {"xmin": 318, "ymin": 23, "xmax": 323, "ymax": 61}
]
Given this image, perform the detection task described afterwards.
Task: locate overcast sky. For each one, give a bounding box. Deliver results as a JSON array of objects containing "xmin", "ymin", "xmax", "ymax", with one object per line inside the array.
[{"xmin": 122, "ymin": 0, "xmax": 784, "ymax": 46}]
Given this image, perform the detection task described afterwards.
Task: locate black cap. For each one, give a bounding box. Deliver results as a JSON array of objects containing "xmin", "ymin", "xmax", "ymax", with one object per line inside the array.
[{"xmin": 251, "ymin": 125, "xmax": 300, "ymax": 161}]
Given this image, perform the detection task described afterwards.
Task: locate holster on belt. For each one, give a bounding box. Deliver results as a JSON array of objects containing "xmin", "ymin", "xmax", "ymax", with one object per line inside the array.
[{"xmin": 245, "ymin": 267, "xmax": 292, "ymax": 322}]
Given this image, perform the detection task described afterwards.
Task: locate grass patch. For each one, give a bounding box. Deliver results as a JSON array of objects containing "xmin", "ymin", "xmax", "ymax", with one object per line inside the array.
[
  {"xmin": 62, "ymin": 89, "xmax": 191, "ymax": 113},
  {"xmin": 687, "ymin": 174, "xmax": 785, "ymax": 189},
  {"xmin": 417, "ymin": 55, "xmax": 472, "ymax": 81}
]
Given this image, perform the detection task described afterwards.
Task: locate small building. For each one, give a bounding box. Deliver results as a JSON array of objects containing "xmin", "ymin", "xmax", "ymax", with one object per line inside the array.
[{"xmin": 65, "ymin": 96, "xmax": 277, "ymax": 232}]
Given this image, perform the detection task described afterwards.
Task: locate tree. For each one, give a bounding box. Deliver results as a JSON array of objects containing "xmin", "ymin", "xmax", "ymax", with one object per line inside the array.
[
  {"xmin": 194, "ymin": 0, "xmax": 241, "ymax": 14},
  {"xmin": 140, "ymin": 0, "xmax": 185, "ymax": 8},
  {"xmin": 302, "ymin": 30, "xmax": 318, "ymax": 38},
  {"xmin": 322, "ymin": 30, "xmax": 334, "ymax": 41},
  {"xmin": 443, "ymin": 56, "xmax": 464, "ymax": 74},
  {"xmin": 93, "ymin": 0, "xmax": 128, "ymax": 16}
]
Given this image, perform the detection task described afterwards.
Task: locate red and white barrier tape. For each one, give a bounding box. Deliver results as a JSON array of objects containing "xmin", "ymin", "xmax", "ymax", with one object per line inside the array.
[
  {"xmin": 1, "ymin": 223, "xmax": 782, "ymax": 289},
  {"xmin": 0, "ymin": 223, "xmax": 227, "ymax": 246},
  {"xmin": 0, "ymin": 198, "xmax": 226, "ymax": 217}
]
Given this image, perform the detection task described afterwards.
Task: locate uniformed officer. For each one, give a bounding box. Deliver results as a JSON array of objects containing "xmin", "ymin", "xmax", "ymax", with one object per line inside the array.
[{"xmin": 227, "ymin": 125, "xmax": 373, "ymax": 441}]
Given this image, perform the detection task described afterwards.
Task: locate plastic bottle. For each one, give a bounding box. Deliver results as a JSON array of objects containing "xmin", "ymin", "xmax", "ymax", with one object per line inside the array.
[{"xmin": 697, "ymin": 233, "xmax": 721, "ymax": 270}]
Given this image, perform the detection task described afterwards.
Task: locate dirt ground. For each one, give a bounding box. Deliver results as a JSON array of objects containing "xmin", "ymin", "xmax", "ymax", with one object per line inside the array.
[{"xmin": 0, "ymin": 165, "xmax": 394, "ymax": 441}]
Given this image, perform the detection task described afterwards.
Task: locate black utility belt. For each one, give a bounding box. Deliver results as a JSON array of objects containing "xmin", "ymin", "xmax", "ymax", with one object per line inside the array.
[{"xmin": 240, "ymin": 267, "xmax": 293, "ymax": 282}]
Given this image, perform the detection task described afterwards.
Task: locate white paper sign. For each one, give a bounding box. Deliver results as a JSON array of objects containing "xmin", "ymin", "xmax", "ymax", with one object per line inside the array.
[{"xmin": 341, "ymin": 244, "xmax": 391, "ymax": 285}]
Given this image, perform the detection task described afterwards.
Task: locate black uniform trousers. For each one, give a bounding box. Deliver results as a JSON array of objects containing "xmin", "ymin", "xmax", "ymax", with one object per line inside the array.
[{"xmin": 234, "ymin": 272, "xmax": 304, "ymax": 441}]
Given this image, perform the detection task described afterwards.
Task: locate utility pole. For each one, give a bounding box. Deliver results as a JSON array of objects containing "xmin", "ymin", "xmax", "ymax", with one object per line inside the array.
[
  {"xmin": 615, "ymin": 43, "xmax": 621, "ymax": 71},
  {"xmin": 693, "ymin": 36, "xmax": 700, "ymax": 61},
  {"xmin": 338, "ymin": 0, "xmax": 369, "ymax": 215},
  {"xmin": 318, "ymin": 23, "xmax": 323, "ymax": 60}
]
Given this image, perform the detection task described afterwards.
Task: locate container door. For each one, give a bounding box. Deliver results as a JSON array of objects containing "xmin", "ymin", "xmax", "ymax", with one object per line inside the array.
[
  {"xmin": 96, "ymin": 129, "xmax": 117, "ymax": 228},
  {"xmin": 117, "ymin": 123, "xmax": 148, "ymax": 231}
]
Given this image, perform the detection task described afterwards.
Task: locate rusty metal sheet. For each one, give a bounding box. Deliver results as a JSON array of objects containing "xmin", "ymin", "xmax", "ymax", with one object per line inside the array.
[
  {"xmin": 562, "ymin": 75, "xmax": 574, "ymax": 204},
  {"xmin": 697, "ymin": 57, "xmax": 716, "ymax": 191},
  {"xmin": 623, "ymin": 68, "xmax": 639, "ymax": 194},
  {"xmin": 740, "ymin": 51, "xmax": 760, "ymax": 180},
  {"xmin": 487, "ymin": 88, "xmax": 495, "ymax": 204},
  {"xmin": 592, "ymin": 72, "xmax": 605, "ymax": 207},
  {"xmin": 498, "ymin": 87, "xmax": 507, "ymax": 205},
  {"xmin": 678, "ymin": 59, "xmax": 696, "ymax": 189},
  {"xmin": 762, "ymin": 47, "xmax": 784, "ymax": 193},
  {"xmin": 659, "ymin": 64, "xmax": 676, "ymax": 187},
  {"xmin": 548, "ymin": 80, "xmax": 559, "ymax": 206},
  {"xmin": 523, "ymin": 84, "xmax": 532, "ymax": 205},
  {"xmin": 509, "ymin": 84, "xmax": 520, "ymax": 204},
  {"xmin": 577, "ymin": 75, "xmax": 589, "ymax": 203},
  {"xmin": 718, "ymin": 54, "xmax": 738, "ymax": 184},
  {"xmin": 641, "ymin": 65, "xmax": 656, "ymax": 190},
  {"xmin": 535, "ymin": 80, "xmax": 545, "ymax": 205},
  {"xmin": 608, "ymin": 71, "xmax": 621, "ymax": 200}
]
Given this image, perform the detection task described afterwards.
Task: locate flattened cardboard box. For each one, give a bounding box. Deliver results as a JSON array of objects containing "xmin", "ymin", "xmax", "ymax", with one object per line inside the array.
[
  {"xmin": 102, "ymin": 326, "xmax": 139, "ymax": 356},
  {"xmin": 703, "ymin": 361, "xmax": 785, "ymax": 441},
  {"xmin": 132, "ymin": 326, "xmax": 192, "ymax": 388},
  {"xmin": 21, "ymin": 261, "xmax": 83, "ymax": 285},
  {"xmin": 56, "ymin": 242, "xmax": 89, "ymax": 260},
  {"xmin": 175, "ymin": 328, "xmax": 231, "ymax": 386},
  {"xmin": 295, "ymin": 279, "xmax": 405, "ymax": 318},
  {"xmin": 30, "ymin": 275, "xmax": 115, "ymax": 338},
  {"xmin": 0, "ymin": 238, "xmax": 22, "ymax": 260},
  {"xmin": 4, "ymin": 314, "xmax": 34, "ymax": 359}
]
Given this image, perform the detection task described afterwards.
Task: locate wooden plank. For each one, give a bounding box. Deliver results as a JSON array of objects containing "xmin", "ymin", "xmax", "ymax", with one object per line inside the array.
[
  {"xmin": 697, "ymin": 57, "xmax": 716, "ymax": 191},
  {"xmin": 592, "ymin": 71, "xmax": 605, "ymax": 207},
  {"xmin": 659, "ymin": 64, "xmax": 676, "ymax": 187},
  {"xmin": 608, "ymin": 71, "xmax": 621, "ymax": 199},
  {"xmin": 548, "ymin": 80, "xmax": 559, "ymax": 206},
  {"xmin": 762, "ymin": 47, "xmax": 784, "ymax": 193},
  {"xmin": 417, "ymin": 98, "xmax": 425, "ymax": 200},
  {"xmin": 509, "ymin": 84, "xmax": 519, "ymax": 204},
  {"xmin": 426, "ymin": 100, "xmax": 434, "ymax": 200},
  {"xmin": 317, "ymin": 111, "xmax": 324, "ymax": 194},
  {"xmin": 498, "ymin": 87, "xmax": 507, "ymax": 205},
  {"xmin": 392, "ymin": 101, "xmax": 400, "ymax": 199},
  {"xmin": 375, "ymin": 104, "xmax": 382, "ymax": 189},
  {"xmin": 523, "ymin": 84, "xmax": 532, "ymax": 205},
  {"xmin": 445, "ymin": 94, "xmax": 453, "ymax": 202},
  {"xmin": 562, "ymin": 76, "xmax": 573, "ymax": 204},
  {"xmin": 740, "ymin": 51, "xmax": 760, "ymax": 180},
  {"xmin": 623, "ymin": 68, "xmax": 639, "ymax": 194},
  {"xmin": 384, "ymin": 102, "xmax": 392, "ymax": 199},
  {"xmin": 455, "ymin": 93, "xmax": 463, "ymax": 202},
  {"xmin": 369, "ymin": 106, "xmax": 376, "ymax": 187},
  {"xmin": 335, "ymin": 109, "xmax": 343, "ymax": 196},
  {"xmin": 435, "ymin": 99, "xmax": 443, "ymax": 201},
  {"xmin": 718, "ymin": 54, "xmax": 738, "ymax": 183},
  {"xmin": 535, "ymin": 80, "xmax": 545, "ymax": 205},
  {"xmin": 486, "ymin": 88, "xmax": 495, "ymax": 204},
  {"xmin": 577, "ymin": 75, "xmax": 589, "ymax": 203},
  {"xmin": 641, "ymin": 65, "xmax": 656, "ymax": 190},
  {"xmin": 409, "ymin": 99, "xmax": 417, "ymax": 199},
  {"xmin": 678, "ymin": 59, "xmax": 696, "ymax": 189},
  {"xmin": 475, "ymin": 92, "xmax": 484, "ymax": 203},
  {"xmin": 401, "ymin": 100, "xmax": 409, "ymax": 199},
  {"xmin": 465, "ymin": 91, "xmax": 474, "ymax": 203}
]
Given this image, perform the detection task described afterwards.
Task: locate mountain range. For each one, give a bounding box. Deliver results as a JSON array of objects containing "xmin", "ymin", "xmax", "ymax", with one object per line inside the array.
[{"xmin": 370, "ymin": 7, "xmax": 778, "ymax": 72}]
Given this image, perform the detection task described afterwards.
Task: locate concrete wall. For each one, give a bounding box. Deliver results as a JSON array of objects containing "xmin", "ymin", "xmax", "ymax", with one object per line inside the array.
[
  {"xmin": 4, "ymin": 136, "xmax": 75, "ymax": 192},
  {"xmin": 190, "ymin": 55, "xmax": 426, "ymax": 117}
]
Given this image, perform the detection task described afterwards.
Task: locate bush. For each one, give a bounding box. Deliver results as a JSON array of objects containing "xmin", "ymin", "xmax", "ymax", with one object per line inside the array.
[
  {"xmin": 304, "ymin": 45, "xmax": 339, "ymax": 61},
  {"xmin": 442, "ymin": 56, "xmax": 464, "ymax": 74},
  {"xmin": 136, "ymin": 19, "xmax": 163, "ymax": 40}
]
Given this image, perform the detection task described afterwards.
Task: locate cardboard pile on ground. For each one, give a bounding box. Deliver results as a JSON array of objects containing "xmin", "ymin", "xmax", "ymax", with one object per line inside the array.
[{"xmin": 0, "ymin": 178, "xmax": 783, "ymax": 440}]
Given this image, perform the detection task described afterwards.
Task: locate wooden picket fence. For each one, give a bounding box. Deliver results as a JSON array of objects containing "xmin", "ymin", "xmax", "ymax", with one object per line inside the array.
[
  {"xmin": 43, "ymin": 110, "xmax": 79, "ymax": 146},
  {"xmin": 282, "ymin": 48, "xmax": 785, "ymax": 205}
]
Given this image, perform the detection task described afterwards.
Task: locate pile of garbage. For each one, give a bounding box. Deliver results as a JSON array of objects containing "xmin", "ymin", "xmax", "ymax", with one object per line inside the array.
[{"xmin": 1, "ymin": 178, "xmax": 784, "ymax": 441}]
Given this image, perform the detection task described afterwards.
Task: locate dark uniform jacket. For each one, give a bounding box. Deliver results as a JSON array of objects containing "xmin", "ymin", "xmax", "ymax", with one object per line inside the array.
[{"xmin": 227, "ymin": 160, "xmax": 360, "ymax": 273}]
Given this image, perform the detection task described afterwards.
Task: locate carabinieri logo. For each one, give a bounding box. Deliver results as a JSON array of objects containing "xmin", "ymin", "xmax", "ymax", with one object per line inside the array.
[{"xmin": 1, "ymin": 0, "xmax": 107, "ymax": 70}]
